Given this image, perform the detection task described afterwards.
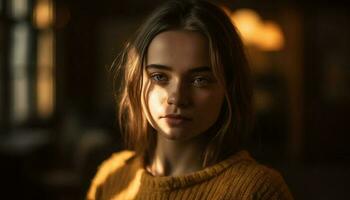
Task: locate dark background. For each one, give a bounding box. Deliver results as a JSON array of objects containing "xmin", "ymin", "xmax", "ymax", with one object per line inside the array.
[{"xmin": 1, "ymin": 0, "xmax": 349, "ymax": 199}]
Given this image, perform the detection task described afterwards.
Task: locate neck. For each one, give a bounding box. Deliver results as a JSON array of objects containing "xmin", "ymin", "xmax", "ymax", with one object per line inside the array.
[{"xmin": 147, "ymin": 134, "xmax": 208, "ymax": 176}]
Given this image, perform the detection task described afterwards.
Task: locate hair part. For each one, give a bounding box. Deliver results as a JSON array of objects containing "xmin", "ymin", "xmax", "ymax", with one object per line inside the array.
[{"xmin": 113, "ymin": 0, "xmax": 253, "ymax": 167}]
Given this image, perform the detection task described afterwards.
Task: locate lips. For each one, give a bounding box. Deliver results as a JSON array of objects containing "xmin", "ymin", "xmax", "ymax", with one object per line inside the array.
[
  {"xmin": 163, "ymin": 114, "xmax": 191, "ymax": 120},
  {"xmin": 161, "ymin": 114, "xmax": 191, "ymax": 126}
]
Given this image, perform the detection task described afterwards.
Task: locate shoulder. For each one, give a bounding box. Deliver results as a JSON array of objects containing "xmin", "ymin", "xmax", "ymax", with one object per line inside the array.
[
  {"xmin": 224, "ymin": 152, "xmax": 294, "ymax": 199},
  {"xmin": 86, "ymin": 150, "xmax": 136, "ymax": 200},
  {"xmin": 250, "ymin": 164, "xmax": 293, "ymax": 200},
  {"xmin": 97, "ymin": 150, "xmax": 136, "ymax": 173}
]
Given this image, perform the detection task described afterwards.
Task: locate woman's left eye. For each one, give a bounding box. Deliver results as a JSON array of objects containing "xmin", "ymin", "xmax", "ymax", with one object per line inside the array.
[
  {"xmin": 150, "ymin": 73, "xmax": 168, "ymax": 82},
  {"xmin": 192, "ymin": 77, "xmax": 210, "ymax": 87}
]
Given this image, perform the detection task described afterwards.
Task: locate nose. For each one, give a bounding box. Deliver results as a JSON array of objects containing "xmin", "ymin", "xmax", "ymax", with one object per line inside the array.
[{"xmin": 167, "ymin": 79, "xmax": 189, "ymax": 107}]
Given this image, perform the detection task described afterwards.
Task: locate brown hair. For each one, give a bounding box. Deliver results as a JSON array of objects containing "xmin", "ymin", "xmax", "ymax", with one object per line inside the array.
[{"xmin": 114, "ymin": 0, "xmax": 253, "ymax": 166}]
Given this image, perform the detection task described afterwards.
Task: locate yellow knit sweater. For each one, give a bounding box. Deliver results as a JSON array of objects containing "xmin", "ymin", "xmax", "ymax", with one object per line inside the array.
[{"xmin": 87, "ymin": 150, "xmax": 293, "ymax": 200}]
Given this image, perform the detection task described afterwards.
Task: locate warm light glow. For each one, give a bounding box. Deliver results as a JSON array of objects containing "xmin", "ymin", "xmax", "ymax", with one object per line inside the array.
[
  {"xmin": 37, "ymin": 30, "xmax": 55, "ymax": 118},
  {"xmin": 226, "ymin": 7, "xmax": 285, "ymax": 51},
  {"xmin": 254, "ymin": 21, "xmax": 284, "ymax": 51},
  {"xmin": 34, "ymin": 0, "xmax": 54, "ymax": 29},
  {"xmin": 231, "ymin": 9, "xmax": 262, "ymax": 45}
]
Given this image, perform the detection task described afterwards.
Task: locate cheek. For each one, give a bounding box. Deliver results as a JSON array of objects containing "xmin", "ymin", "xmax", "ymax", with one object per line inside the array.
[
  {"xmin": 195, "ymin": 90, "xmax": 224, "ymax": 108},
  {"xmin": 148, "ymin": 86, "xmax": 167, "ymax": 116},
  {"xmin": 194, "ymin": 90, "xmax": 225, "ymax": 119}
]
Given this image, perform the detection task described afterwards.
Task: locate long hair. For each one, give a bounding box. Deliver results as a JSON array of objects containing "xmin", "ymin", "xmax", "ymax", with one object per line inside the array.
[{"xmin": 114, "ymin": 0, "xmax": 253, "ymax": 166}]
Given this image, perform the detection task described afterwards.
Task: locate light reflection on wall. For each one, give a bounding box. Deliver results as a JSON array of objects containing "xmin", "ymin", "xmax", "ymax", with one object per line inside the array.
[
  {"xmin": 34, "ymin": 0, "xmax": 55, "ymax": 119},
  {"xmin": 6, "ymin": 0, "xmax": 55, "ymax": 123},
  {"xmin": 9, "ymin": 22, "xmax": 31, "ymax": 124},
  {"xmin": 9, "ymin": 0, "xmax": 29, "ymax": 19},
  {"xmin": 37, "ymin": 30, "xmax": 54, "ymax": 118}
]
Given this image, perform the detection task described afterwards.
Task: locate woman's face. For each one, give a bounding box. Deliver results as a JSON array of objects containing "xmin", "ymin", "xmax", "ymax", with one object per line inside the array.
[{"xmin": 142, "ymin": 30, "xmax": 225, "ymax": 141}]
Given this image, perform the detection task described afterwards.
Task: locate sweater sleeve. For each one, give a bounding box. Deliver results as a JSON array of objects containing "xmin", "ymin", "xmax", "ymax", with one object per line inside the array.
[{"xmin": 254, "ymin": 168, "xmax": 294, "ymax": 200}]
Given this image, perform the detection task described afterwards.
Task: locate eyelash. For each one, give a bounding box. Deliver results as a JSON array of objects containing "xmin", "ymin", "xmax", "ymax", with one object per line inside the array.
[{"xmin": 149, "ymin": 73, "xmax": 212, "ymax": 87}]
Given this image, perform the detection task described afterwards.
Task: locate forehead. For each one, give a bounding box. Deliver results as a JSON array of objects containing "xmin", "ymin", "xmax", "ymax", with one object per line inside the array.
[{"xmin": 146, "ymin": 30, "xmax": 210, "ymax": 71}]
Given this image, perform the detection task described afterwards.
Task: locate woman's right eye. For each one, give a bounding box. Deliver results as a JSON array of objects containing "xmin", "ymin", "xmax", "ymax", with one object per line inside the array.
[{"xmin": 150, "ymin": 73, "xmax": 168, "ymax": 83}]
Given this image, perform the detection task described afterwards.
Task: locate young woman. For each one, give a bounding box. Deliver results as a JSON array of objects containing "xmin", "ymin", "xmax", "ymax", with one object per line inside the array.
[{"xmin": 87, "ymin": 0, "xmax": 293, "ymax": 199}]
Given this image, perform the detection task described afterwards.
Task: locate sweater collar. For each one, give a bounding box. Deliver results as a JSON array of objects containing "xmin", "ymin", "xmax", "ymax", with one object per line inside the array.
[{"xmin": 137, "ymin": 150, "xmax": 253, "ymax": 190}]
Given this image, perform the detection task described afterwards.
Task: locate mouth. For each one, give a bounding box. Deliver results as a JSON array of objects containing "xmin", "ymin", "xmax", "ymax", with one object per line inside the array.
[
  {"xmin": 162, "ymin": 114, "xmax": 191, "ymax": 120},
  {"xmin": 161, "ymin": 114, "xmax": 192, "ymax": 126}
]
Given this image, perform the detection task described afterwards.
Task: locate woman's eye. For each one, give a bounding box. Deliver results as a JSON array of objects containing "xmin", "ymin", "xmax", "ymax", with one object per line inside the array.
[
  {"xmin": 192, "ymin": 77, "xmax": 210, "ymax": 87},
  {"xmin": 150, "ymin": 73, "xmax": 168, "ymax": 82}
]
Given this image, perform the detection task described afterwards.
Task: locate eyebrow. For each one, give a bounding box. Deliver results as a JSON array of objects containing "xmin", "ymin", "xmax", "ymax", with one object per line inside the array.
[{"xmin": 146, "ymin": 64, "xmax": 212, "ymax": 73}]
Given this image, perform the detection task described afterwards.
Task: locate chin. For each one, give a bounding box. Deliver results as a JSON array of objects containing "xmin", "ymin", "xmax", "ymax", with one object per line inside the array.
[
  {"xmin": 159, "ymin": 128, "xmax": 198, "ymax": 141},
  {"xmin": 161, "ymin": 131, "xmax": 185, "ymax": 140}
]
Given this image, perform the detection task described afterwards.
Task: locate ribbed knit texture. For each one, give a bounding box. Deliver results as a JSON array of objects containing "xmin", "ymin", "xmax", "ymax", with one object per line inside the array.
[{"xmin": 87, "ymin": 150, "xmax": 293, "ymax": 200}]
